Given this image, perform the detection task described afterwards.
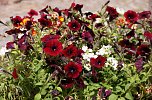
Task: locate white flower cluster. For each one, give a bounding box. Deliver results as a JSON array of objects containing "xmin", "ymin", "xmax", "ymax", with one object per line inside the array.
[
  {"xmin": 96, "ymin": 45, "xmax": 112, "ymax": 56},
  {"xmin": 82, "ymin": 46, "xmax": 97, "ymax": 62},
  {"xmin": 82, "ymin": 45, "xmax": 118, "ymax": 70},
  {"xmin": 106, "ymin": 57, "xmax": 118, "ymax": 70}
]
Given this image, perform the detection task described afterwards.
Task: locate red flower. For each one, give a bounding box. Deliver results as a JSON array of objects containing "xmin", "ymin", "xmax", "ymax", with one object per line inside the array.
[
  {"xmin": 64, "ymin": 62, "xmax": 82, "ymax": 78},
  {"xmin": 144, "ymin": 31, "xmax": 152, "ymax": 41},
  {"xmin": 124, "ymin": 10, "xmax": 138, "ymax": 23},
  {"xmin": 10, "ymin": 16, "xmax": 22, "ymax": 27},
  {"xmin": 68, "ymin": 20, "xmax": 81, "ymax": 31},
  {"xmin": 90, "ymin": 55, "xmax": 106, "ymax": 68},
  {"xmin": 43, "ymin": 40, "xmax": 63, "ymax": 56},
  {"xmin": 138, "ymin": 11, "xmax": 151, "ymax": 19},
  {"xmin": 38, "ymin": 17, "xmax": 52, "ymax": 27},
  {"xmin": 41, "ymin": 34, "xmax": 60, "ymax": 43},
  {"xmin": 62, "ymin": 44, "xmax": 78, "ymax": 58},
  {"xmin": 106, "ymin": 6, "xmax": 119, "ymax": 21},
  {"xmin": 136, "ymin": 44, "xmax": 151, "ymax": 57},
  {"xmin": 6, "ymin": 42, "xmax": 15, "ymax": 49},
  {"xmin": 61, "ymin": 78, "xmax": 74, "ymax": 89},
  {"xmin": 12, "ymin": 68, "xmax": 18, "ymax": 79},
  {"xmin": 28, "ymin": 9, "xmax": 38, "ymax": 17}
]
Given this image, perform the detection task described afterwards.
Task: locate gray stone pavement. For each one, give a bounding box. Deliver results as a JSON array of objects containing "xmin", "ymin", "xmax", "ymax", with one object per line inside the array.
[{"xmin": 0, "ymin": 0, "xmax": 151, "ymax": 47}]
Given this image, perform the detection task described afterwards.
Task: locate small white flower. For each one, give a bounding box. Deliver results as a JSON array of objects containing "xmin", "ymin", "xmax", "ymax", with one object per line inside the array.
[
  {"xmin": 82, "ymin": 52, "xmax": 97, "ymax": 61},
  {"xmin": 18, "ymin": 34, "xmax": 24, "ymax": 39},
  {"xmin": 82, "ymin": 46, "xmax": 88, "ymax": 52},
  {"xmin": 84, "ymin": 63, "xmax": 91, "ymax": 71},
  {"xmin": 96, "ymin": 45, "xmax": 112, "ymax": 55},
  {"xmin": 0, "ymin": 46, "xmax": 10, "ymax": 56},
  {"xmin": 95, "ymin": 18, "xmax": 101, "ymax": 23},
  {"xmin": 104, "ymin": 21, "xmax": 108, "ymax": 26},
  {"xmin": 116, "ymin": 7, "xmax": 125, "ymax": 15},
  {"xmin": 106, "ymin": 57, "xmax": 118, "ymax": 70}
]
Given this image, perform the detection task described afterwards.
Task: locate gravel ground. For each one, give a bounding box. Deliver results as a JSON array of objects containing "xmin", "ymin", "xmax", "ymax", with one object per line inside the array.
[{"xmin": 0, "ymin": 0, "xmax": 151, "ymax": 47}]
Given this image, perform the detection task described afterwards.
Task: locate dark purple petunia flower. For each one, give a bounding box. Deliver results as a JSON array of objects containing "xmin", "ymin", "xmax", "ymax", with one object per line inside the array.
[
  {"xmin": 124, "ymin": 10, "xmax": 138, "ymax": 23},
  {"xmin": 98, "ymin": 87, "xmax": 112, "ymax": 99},
  {"xmin": 135, "ymin": 57, "xmax": 143, "ymax": 72},
  {"xmin": 138, "ymin": 11, "xmax": 151, "ymax": 19},
  {"xmin": 81, "ymin": 31, "xmax": 93, "ymax": 43},
  {"xmin": 51, "ymin": 90, "xmax": 60, "ymax": 96}
]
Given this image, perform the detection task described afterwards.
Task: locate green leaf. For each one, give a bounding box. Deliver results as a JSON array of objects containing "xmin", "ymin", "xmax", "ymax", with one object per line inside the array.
[
  {"xmin": 35, "ymin": 82, "xmax": 43, "ymax": 86},
  {"xmin": 125, "ymin": 91, "xmax": 133, "ymax": 100},
  {"xmin": 108, "ymin": 94, "xmax": 118, "ymax": 100},
  {"xmin": 56, "ymin": 87, "xmax": 62, "ymax": 92},
  {"xmin": 125, "ymin": 83, "xmax": 131, "ymax": 91},
  {"xmin": 118, "ymin": 97, "xmax": 125, "ymax": 100},
  {"xmin": 34, "ymin": 93, "xmax": 41, "ymax": 100}
]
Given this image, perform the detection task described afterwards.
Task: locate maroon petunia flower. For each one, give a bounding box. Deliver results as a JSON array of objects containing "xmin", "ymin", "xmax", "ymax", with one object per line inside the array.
[
  {"xmin": 124, "ymin": 10, "xmax": 138, "ymax": 23},
  {"xmin": 126, "ymin": 29, "xmax": 135, "ymax": 39},
  {"xmin": 90, "ymin": 55, "xmax": 106, "ymax": 68},
  {"xmin": 41, "ymin": 34, "xmax": 60, "ymax": 43},
  {"xmin": 138, "ymin": 11, "xmax": 151, "ymax": 19},
  {"xmin": 6, "ymin": 42, "xmax": 15, "ymax": 49},
  {"xmin": 43, "ymin": 40, "xmax": 63, "ymax": 56},
  {"xmin": 81, "ymin": 31, "xmax": 93, "ymax": 43},
  {"xmin": 10, "ymin": 16, "xmax": 22, "ymax": 27},
  {"xmin": 62, "ymin": 44, "xmax": 78, "ymax": 58},
  {"xmin": 144, "ymin": 31, "xmax": 152, "ymax": 41},
  {"xmin": 38, "ymin": 17, "xmax": 52, "ymax": 27},
  {"xmin": 95, "ymin": 23, "xmax": 104, "ymax": 28},
  {"xmin": 5, "ymin": 28, "xmax": 22, "ymax": 35},
  {"xmin": 53, "ymin": 7, "xmax": 61, "ymax": 15},
  {"xmin": 87, "ymin": 14, "xmax": 100, "ymax": 21},
  {"xmin": 68, "ymin": 20, "xmax": 81, "ymax": 31},
  {"xmin": 28, "ymin": 9, "xmax": 38, "ymax": 17},
  {"xmin": 12, "ymin": 68, "xmax": 18, "ymax": 79},
  {"xmin": 75, "ymin": 77, "xmax": 85, "ymax": 88},
  {"xmin": 118, "ymin": 39, "xmax": 134, "ymax": 48},
  {"xmin": 39, "ymin": 5, "xmax": 49, "ymax": 14},
  {"xmin": 64, "ymin": 62, "xmax": 82, "ymax": 78},
  {"xmin": 136, "ymin": 44, "xmax": 151, "ymax": 57},
  {"xmin": 106, "ymin": 6, "xmax": 119, "ymax": 21},
  {"xmin": 61, "ymin": 78, "xmax": 74, "ymax": 89}
]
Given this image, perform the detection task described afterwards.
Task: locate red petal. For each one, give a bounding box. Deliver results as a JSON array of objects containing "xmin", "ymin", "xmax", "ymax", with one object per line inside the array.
[{"xmin": 12, "ymin": 68, "xmax": 18, "ymax": 79}]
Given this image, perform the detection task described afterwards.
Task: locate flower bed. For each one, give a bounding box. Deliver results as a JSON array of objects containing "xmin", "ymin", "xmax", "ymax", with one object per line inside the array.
[{"xmin": 0, "ymin": 1, "xmax": 152, "ymax": 100}]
